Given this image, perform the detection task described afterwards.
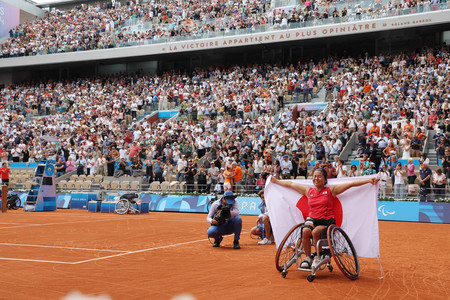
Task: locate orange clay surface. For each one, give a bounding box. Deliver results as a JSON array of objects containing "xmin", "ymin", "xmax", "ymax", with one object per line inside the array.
[{"xmin": 0, "ymin": 209, "xmax": 449, "ymax": 300}]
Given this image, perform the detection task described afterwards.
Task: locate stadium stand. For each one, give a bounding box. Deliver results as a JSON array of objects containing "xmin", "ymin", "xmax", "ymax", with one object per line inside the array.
[
  {"xmin": 2, "ymin": 0, "xmax": 448, "ymax": 58},
  {"xmin": 0, "ymin": 0, "xmax": 449, "ymax": 201}
]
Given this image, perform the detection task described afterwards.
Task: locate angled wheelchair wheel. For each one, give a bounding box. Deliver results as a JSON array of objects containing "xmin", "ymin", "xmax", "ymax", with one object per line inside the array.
[
  {"xmin": 327, "ymin": 224, "xmax": 360, "ymax": 280},
  {"xmin": 275, "ymin": 223, "xmax": 303, "ymax": 272},
  {"xmin": 115, "ymin": 199, "xmax": 130, "ymax": 215},
  {"xmin": 9, "ymin": 198, "xmax": 21, "ymax": 210},
  {"xmin": 13, "ymin": 198, "xmax": 21, "ymax": 209}
]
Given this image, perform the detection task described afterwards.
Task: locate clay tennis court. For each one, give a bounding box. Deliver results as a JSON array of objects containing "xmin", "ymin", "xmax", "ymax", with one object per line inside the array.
[{"xmin": 0, "ymin": 210, "xmax": 449, "ymax": 299}]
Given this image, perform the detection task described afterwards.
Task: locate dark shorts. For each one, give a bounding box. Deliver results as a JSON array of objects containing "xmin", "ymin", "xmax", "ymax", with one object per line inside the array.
[{"xmin": 305, "ymin": 217, "xmax": 336, "ymax": 227}]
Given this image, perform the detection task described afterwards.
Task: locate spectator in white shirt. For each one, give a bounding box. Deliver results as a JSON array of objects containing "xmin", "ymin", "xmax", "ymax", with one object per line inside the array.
[{"xmin": 280, "ymin": 155, "xmax": 293, "ymax": 179}]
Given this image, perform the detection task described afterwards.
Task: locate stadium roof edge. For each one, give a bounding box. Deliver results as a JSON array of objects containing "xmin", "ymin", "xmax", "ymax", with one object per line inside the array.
[
  {"xmin": 0, "ymin": 9, "xmax": 449, "ymax": 71},
  {"xmin": 1, "ymin": 0, "xmax": 45, "ymax": 18}
]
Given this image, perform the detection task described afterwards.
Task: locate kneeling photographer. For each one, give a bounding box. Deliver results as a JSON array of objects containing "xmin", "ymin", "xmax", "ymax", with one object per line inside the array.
[{"xmin": 206, "ymin": 191, "xmax": 242, "ymax": 249}]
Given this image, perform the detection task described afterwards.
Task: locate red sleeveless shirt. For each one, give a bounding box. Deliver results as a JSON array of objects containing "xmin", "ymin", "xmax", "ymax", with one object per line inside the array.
[{"xmin": 307, "ymin": 187, "xmax": 334, "ymax": 220}]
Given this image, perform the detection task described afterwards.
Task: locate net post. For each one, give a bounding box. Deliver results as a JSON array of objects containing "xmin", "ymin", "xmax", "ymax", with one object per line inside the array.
[{"xmin": 1, "ymin": 185, "xmax": 7, "ymax": 213}]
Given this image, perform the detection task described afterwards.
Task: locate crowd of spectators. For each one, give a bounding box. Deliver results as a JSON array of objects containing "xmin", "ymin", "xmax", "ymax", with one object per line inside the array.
[
  {"xmin": 1, "ymin": 44, "xmax": 449, "ymax": 200},
  {"xmin": 322, "ymin": 45, "xmax": 450, "ymax": 201},
  {"xmin": 0, "ymin": 58, "xmax": 328, "ymax": 186},
  {"xmin": 2, "ymin": 0, "xmax": 446, "ymax": 59}
]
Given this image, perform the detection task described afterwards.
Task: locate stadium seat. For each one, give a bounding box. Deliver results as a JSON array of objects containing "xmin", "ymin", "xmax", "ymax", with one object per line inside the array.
[
  {"xmin": 75, "ymin": 178, "xmax": 84, "ymax": 183},
  {"xmin": 73, "ymin": 182, "xmax": 82, "ymax": 190},
  {"xmin": 130, "ymin": 181, "xmax": 140, "ymax": 191},
  {"xmin": 407, "ymin": 184, "xmax": 419, "ymax": 196},
  {"xmin": 93, "ymin": 175, "xmax": 103, "ymax": 184},
  {"xmin": 66, "ymin": 181, "xmax": 76, "ymax": 190},
  {"xmin": 101, "ymin": 180, "xmax": 111, "ymax": 190},
  {"xmin": 9, "ymin": 178, "xmax": 18, "ymax": 186},
  {"xmin": 170, "ymin": 182, "xmax": 179, "ymax": 192},
  {"xmin": 58, "ymin": 180, "xmax": 67, "ymax": 190},
  {"xmin": 160, "ymin": 182, "xmax": 169, "ymax": 192},
  {"xmin": 110, "ymin": 181, "xmax": 119, "ymax": 190},
  {"xmin": 119, "ymin": 181, "xmax": 130, "ymax": 190},
  {"xmin": 82, "ymin": 181, "xmax": 91, "ymax": 190},
  {"xmin": 150, "ymin": 181, "xmax": 161, "ymax": 192},
  {"xmin": 178, "ymin": 182, "xmax": 186, "ymax": 193},
  {"xmin": 17, "ymin": 176, "xmax": 27, "ymax": 184}
]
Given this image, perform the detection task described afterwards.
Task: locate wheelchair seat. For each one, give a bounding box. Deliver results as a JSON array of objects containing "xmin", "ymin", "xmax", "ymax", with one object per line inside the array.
[{"xmin": 120, "ymin": 193, "xmax": 139, "ymax": 204}]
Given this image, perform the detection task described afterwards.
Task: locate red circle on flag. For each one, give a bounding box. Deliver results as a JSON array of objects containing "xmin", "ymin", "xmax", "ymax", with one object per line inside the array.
[{"xmin": 296, "ymin": 195, "xmax": 343, "ymax": 227}]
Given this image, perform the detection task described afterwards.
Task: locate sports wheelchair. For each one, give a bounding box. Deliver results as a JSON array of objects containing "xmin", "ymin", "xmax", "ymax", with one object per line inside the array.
[
  {"xmin": 6, "ymin": 194, "xmax": 21, "ymax": 210},
  {"xmin": 275, "ymin": 223, "xmax": 359, "ymax": 282},
  {"xmin": 114, "ymin": 193, "xmax": 142, "ymax": 215}
]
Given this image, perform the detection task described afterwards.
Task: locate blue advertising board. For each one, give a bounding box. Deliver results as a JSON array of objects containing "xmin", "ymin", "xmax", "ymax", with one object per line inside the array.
[
  {"xmin": 376, "ymin": 201, "xmax": 419, "ymax": 222},
  {"xmin": 5, "ymin": 192, "xmax": 450, "ymax": 224}
]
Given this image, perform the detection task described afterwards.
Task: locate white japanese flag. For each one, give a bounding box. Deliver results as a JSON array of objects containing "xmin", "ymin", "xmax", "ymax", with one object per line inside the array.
[{"xmin": 265, "ymin": 175, "xmax": 380, "ymax": 258}]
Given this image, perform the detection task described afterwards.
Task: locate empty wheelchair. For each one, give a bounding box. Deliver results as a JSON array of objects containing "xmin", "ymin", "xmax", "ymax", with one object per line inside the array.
[
  {"xmin": 275, "ymin": 223, "xmax": 359, "ymax": 282},
  {"xmin": 114, "ymin": 193, "xmax": 141, "ymax": 215},
  {"xmin": 7, "ymin": 194, "xmax": 21, "ymax": 210}
]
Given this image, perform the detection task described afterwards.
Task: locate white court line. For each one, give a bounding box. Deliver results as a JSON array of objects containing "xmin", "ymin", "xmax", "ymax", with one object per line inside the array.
[
  {"xmin": 0, "ymin": 243, "xmax": 130, "ymax": 252},
  {"xmin": 0, "ymin": 257, "xmax": 74, "ymax": 264},
  {"xmin": 0, "ymin": 239, "xmax": 207, "ymax": 265},
  {"xmin": 0, "ymin": 232, "xmax": 249, "ymax": 264},
  {"xmin": 7, "ymin": 211, "xmax": 207, "ymax": 220},
  {"xmin": 0, "ymin": 217, "xmax": 205, "ymax": 229},
  {"xmin": 72, "ymin": 238, "xmax": 210, "ymax": 264},
  {"xmin": 9, "ymin": 213, "xmax": 121, "ymax": 219},
  {"xmin": 73, "ymin": 231, "xmax": 251, "ymax": 265},
  {"xmin": 0, "ymin": 218, "xmax": 118, "ymax": 229}
]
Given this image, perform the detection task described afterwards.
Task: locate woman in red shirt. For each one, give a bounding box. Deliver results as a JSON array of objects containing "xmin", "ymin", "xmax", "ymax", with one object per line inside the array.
[
  {"xmin": 271, "ymin": 169, "xmax": 378, "ymax": 268},
  {"xmin": 0, "ymin": 163, "xmax": 11, "ymax": 186}
]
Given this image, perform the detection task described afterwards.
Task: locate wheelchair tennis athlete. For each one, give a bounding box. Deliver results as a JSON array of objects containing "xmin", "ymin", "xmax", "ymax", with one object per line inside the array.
[{"xmin": 271, "ymin": 169, "xmax": 379, "ymax": 269}]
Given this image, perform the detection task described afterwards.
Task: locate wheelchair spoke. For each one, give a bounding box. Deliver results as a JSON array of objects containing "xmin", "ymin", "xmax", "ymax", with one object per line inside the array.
[
  {"xmin": 115, "ymin": 199, "xmax": 130, "ymax": 215},
  {"xmin": 328, "ymin": 225, "xmax": 360, "ymax": 280},
  {"xmin": 275, "ymin": 223, "xmax": 303, "ymax": 272}
]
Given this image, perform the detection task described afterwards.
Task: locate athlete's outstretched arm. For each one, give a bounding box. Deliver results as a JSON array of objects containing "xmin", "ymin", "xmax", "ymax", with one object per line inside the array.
[
  {"xmin": 330, "ymin": 177, "xmax": 379, "ymax": 197},
  {"xmin": 270, "ymin": 176, "xmax": 309, "ymax": 196}
]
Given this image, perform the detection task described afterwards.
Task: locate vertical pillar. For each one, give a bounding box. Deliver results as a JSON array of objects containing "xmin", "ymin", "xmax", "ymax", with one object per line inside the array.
[{"xmin": 1, "ymin": 185, "xmax": 7, "ymax": 213}]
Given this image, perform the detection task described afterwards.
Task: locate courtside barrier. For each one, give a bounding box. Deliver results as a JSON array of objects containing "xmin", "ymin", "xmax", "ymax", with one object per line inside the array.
[{"xmin": 3, "ymin": 192, "xmax": 449, "ymax": 223}]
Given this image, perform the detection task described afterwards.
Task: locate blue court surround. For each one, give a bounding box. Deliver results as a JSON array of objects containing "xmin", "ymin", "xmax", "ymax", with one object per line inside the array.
[{"xmin": 3, "ymin": 192, "xmax": 449, "ymax": 223}]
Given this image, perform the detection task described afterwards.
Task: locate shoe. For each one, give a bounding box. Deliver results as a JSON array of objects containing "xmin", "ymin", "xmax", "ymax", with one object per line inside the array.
[
  {"xmin": 212, "ymin": 236, "xmax": 223, "ymax": 247},
  {"xmin": 301, "ymin": 256, "xmax": 312, "ymax": 269},
  {"xmin": 233, "ymin": 240, "xmax": 240, "ymax": 249},
  {"xmin": 312, "ymin": 258, "xmax": 321, "ymax": 270},
  {"xmin": 258, "ymin": 238, "xmax": 274, "ymax": 245}
]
